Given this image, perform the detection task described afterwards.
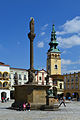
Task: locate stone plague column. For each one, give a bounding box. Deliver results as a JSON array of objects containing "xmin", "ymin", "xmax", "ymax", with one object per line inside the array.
[{"xmin": 28, "ymin": 17, "xmax": 36, "ymax": 70}]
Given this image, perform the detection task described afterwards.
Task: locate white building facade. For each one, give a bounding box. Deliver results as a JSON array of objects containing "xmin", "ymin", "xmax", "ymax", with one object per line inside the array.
[
  {"xmin": 10, "ymin": 67, "xmax": 28, "ymax": 98},
  {"xmin": 0, "ymin": 62, "xmax": 28, "ymax": 100}
]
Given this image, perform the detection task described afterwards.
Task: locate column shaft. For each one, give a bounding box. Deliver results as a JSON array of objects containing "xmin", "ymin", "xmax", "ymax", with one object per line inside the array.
[{"xmin": 30, "ymin": 40, "xmax": 33, "ymax": 69}]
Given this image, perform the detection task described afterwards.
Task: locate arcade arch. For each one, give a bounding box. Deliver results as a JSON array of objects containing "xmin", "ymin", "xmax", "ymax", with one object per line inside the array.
[
  {"xmin": 66, "ymin": 92, "xmax": 71, "ymax": 99},
  {"xmin": 3, "ymin": 82, "xmax": 8, "ymax": 87}
]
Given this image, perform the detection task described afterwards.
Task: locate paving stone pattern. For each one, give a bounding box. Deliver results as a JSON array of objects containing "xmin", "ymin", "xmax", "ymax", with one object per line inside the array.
[{"xmin": 0, "ymin": 100, "xmax": 80, "ymax": 120}]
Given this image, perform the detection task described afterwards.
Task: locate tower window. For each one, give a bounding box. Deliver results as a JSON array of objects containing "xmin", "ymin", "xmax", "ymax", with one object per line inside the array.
[{"xmin": 55, "ymin": 65, "xmax": 58, "ymax": 69}]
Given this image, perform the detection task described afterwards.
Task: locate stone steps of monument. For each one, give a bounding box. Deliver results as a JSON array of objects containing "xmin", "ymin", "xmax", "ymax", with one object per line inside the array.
[{"xmin": 30, "ymin": 104, "xmax": 59, "ymax": 111}]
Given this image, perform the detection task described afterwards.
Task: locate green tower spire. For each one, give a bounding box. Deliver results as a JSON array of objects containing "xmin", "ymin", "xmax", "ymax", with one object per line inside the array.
[
  {"xmin": 48, "ymin": 24, "xmax": 60, "ymax": 53},
  {"xmin": 51, "ymin": 24, "xmax": 56, "ymax": 41}
]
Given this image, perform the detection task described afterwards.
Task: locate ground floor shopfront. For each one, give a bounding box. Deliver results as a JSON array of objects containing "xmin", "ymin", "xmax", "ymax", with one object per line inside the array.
[
  {"xmin": 0, "ymin": 89, "xmax": 10, "ymax": 101},
  {"xmin": 64, "ymin": 90, "xmax": 80, "ymax": 100}
]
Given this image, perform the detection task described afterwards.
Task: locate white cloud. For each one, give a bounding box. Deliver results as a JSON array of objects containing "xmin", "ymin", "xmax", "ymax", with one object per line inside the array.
[
  {"xmin": 56, "ymin": 16, "xmax": 80, "ymax": 48},
  {"xmin": 67, "ymin": 69, "xmax": 80, "ymax": 74},
  {"xmin": 62, "ymin": 69, "xmax": 80, "ymax": 74},
  {"xmin": 44, "ymin": 24, "xmax": 48, "ymax": 28},
  {"xmin": 62, "ymin": 50, "xmax": 67, "ymax": 54},
  {"xmin": 37, "ymin": 41, "xmax": 44, "ymax": 48},
  {"xmin": 17, "ymin": 41, "xmax": 20, "ymax": 45},
  {"xmin": 41, "ymin": 24, "xmax": 48, "ymax": 30},
  {"xmin": 61, "ymin": 63, "xmax": 80, "ymax": 74},
  {"xmin": 61, "ymin": 65, "xmax": 68, "ymax": 74},
  {"xmin": 56, "ymin": 31, "xmax": 66, "ymax": 35},
  {"xmin": 61, "ymin": 59, "xmax": 71, "ymax": 65},
  {"xmin": 61, "ymin": 59, "xmax": 80, "ymax": 65},
  {"xmin": 40, "ymin": 32, "xmax": 45, "ymax": 36},
  {"xmin": 57, "ymin": 16, "xmax": 80, "ymax": 35},
  {"xmin": 57, "ymin": 35, "xmax": 80, "ymax": 48},
  {"xmin": 61, "ymin": 59, "xmax": 80, "ymax": 74},
  {"xmin": 73, "ymin": 59, "xmax": 80, "ymax": 64}
]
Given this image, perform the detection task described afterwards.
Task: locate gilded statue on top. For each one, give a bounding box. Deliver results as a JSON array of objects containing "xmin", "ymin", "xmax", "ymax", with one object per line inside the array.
[{"xmin": 30, "ymin": 17, "xmax": 34, "ymax": 33}]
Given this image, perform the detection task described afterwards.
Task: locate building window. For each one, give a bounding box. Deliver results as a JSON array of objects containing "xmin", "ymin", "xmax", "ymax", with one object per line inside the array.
[
  {"xmin": 44, "ymin": 77, "xmax": 46, "ymax": 81},
  {"xmin": 3, "ymin": 72, "xmax": 8, "ymax": 78},
  {"xmin": 67, "ymin": 83, "xmax": 69, "ymax": 89},
  {"xmin": 64, "ymin": 82, "xmax": 66, "ymax": 90},
  {"xmin": 71, "ymin": 83, "xmax": 74, "ymax": 89},
  {"xmin": 75, "ymin": 77, "xmax": 78, "ymax": 83},
  {"xmin": 9, "ymin": 74, "xmax": 11, "ymax": 79},
  {"xmin": 19, "ymin": 82, "xmax": 21, "ymax": 85},
  {"xmin": 55, "ymin": 65, "xmax": 58, "ymax": 69},
  {"xmin": 14, "ymin": 73, "xmax": 18, "ymax": 80},
  {"xmin": 53, "ymin": 80, "xmax": 57, "ymax": 85},
  {"xmin": 60, "ymin": 83, "xmax": 62, "ymax": 89},
  {"xmin": 39, "ymin": 77, "xmax": 41, "ymax": 80},
  {"xmin": 75, "ymin": 84, "xmax": 78, "ymax": 89},
  {"xmin": 0, "ymin": 72, "xmax": 2, "ymax": 78},
  {"xmin": 24, "ymin": 75, "xmax": 26, "ymax": 80},
  {"xmin": 3, "ymin": 82, "xmax": 8, "ymax": 87},
  {"xmin": 64, "ymin": 76, "xmax": 66, "ymax": 82},
  {"xmin": 0, "ymin": 82, "xmax": 2, "ymax": 87},
  {"xmin": 19, "ymin": 74, "xmax": 22, "ymax": 80},
  {"xmin": 67, "ymin": 79, "xmax": 69, "ymax": 83},
  {"xmin": 71, "ymin": 79, "xmax": 74, "ymax": 83}
]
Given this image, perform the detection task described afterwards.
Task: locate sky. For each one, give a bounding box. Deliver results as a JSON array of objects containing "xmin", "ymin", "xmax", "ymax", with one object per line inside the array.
[{"xmin": 0, "ymin": 0, "xmax": 80, "ymax": 74}]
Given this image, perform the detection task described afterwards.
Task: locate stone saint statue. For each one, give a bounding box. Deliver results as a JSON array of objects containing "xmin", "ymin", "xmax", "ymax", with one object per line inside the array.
[
  {"xmin": 30, "ymin": 17, "xmax": 34, "ymax": 33},
  {"xmin": 26, "ymin": 70, "xmax": 36, "ymax": 84}
]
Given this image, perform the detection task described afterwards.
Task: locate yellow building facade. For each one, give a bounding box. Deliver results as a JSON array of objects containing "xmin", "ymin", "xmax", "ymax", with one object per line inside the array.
[{"xmin": 63, "ymin": 72, "xmax": 80, "ymax": 100}]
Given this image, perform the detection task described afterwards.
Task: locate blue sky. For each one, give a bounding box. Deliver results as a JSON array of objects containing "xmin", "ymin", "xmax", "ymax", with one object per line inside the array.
[{"xmin": 0, "ymin": 0, "xmax": 80, "ymax": 74}]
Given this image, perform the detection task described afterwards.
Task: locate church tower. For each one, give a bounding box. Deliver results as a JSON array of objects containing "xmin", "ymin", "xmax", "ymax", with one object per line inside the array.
[{"xmin": 47, "ymin": 24, "xmax": 61, "ymax": 75}]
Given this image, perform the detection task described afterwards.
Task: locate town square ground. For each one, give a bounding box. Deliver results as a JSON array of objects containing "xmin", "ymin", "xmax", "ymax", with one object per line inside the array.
[{"xmin": 0, "ymin": 100, "xmax": 80, "ymax": 120}]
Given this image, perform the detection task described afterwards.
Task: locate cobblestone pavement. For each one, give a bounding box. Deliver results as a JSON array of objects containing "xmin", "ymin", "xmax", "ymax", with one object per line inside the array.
[{"xmin": 0, "ymin": 100, "xmax": 80, "ymax": 120}]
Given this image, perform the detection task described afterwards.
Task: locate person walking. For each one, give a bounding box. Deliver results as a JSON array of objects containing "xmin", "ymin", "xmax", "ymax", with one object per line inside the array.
[
  {"xmin": 27, "ymin": 102, "xmax": 31, "ymax": 111},
  {"xmin": 59, "ymin": 96, "xmax": 66, "ymax": 107}
]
